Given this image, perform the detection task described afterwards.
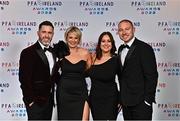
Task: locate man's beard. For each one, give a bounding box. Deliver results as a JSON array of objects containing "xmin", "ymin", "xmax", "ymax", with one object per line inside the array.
[{"xmin": 40, "ymin": 40, "xmax": 51, "ymax": 47}]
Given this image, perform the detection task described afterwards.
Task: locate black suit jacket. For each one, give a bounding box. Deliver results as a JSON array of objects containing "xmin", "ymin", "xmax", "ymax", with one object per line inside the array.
[
  {"xmin": 19, "ymin": 41, "xmax": 57, "ymax": 105},
  {"xmin": 118, "ymin": 38, "xmax": 158, "ymax": 106}
]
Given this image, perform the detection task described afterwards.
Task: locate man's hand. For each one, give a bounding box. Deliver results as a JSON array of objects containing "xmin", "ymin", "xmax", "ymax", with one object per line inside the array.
[
  {"xmin": 118, "ymin": 104, "xmax": 122, "ymax": 112},
  {"xmin": 29, "ymin": 102, "xmax": 34, "ymax": 107}
]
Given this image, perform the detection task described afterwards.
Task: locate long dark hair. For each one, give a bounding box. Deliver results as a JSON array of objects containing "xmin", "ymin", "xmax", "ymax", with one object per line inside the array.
[{"xmin": 96, "ymin": 31, "xmax": 116, "ymax": 60}]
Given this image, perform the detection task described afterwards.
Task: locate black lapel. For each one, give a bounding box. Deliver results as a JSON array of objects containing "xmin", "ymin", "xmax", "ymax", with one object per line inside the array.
[
  {"xmin": 123, "ymin": 39, "xmax": 137, "ymax": 67},
  {"xmin": 52, "ymin": 50, "xmax": 56, "ymax": 63},
  {"xmin": 35, "ymin": 42, "xmax": 49, "ymax": 67},
  {"xmin": 117, "ymin": 45, "xmax": 123, "ymax": 70},
  {"xmin": 51, "ymin": 50, "xmax": 57, "ymax": 75},
  {"xmin": 118, "ymin": 44, "xmax": 124, "ymax": 55}
]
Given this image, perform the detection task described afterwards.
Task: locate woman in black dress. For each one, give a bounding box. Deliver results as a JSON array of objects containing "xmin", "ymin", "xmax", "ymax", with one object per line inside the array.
[
  {"xmin": 88, "ymin": 31, "xmax": 120, "ymax": 120},
  {"xmin": 56, "ymin": 26, "xmax": 91, "ymax": 120}
]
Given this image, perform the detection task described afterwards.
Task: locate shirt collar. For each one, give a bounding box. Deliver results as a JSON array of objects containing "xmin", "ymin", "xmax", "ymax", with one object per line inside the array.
[
  {"xmin": 124, "ymin": 37, "xmax": 135, "ymax": 47},
  {"xmin": 38, "ymin": 40, "xmax": 50, "ymax": 49}
]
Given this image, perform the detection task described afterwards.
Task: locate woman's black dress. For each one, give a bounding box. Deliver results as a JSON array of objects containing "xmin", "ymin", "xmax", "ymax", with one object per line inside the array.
[
  {"xmin": 56, "ymin": 58, "xmax": 88, "ymax": 120},
  {"xmin": 88, "ymin": 56, "xmax": 119, "ymax": 120}
]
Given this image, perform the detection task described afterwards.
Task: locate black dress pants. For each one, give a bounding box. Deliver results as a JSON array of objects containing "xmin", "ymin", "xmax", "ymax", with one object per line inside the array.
[
  {"xmin": 122, "ymin": 101, "xmax": 153, "ymax": 120},
  {"xmin": 25, "ymin": 95, "xmax": 53, "ymax": 120}
]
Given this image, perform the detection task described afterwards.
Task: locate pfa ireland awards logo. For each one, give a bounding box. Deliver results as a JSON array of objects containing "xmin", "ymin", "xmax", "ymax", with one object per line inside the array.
[
  {"xmin": 131, "ymin": 0, "xmax": 166, "ymax": 15},
  {"xmin": 158, "ymin": 62, "xmax": 180, "ymax": 76},
  {"xmin": 79, "ymin": 1, "xmax": 114, "ymax": 15},
  {"xmin": 158, "ymin": 21, "xmax": 180, "ymax": 35},
  {"xmin": 1, "ymin": 61, "xmax": 19, "ymax": 76},
  {"xmin": 27, "ymin": 0, "xmax": 62, "ymax": 14},
  {"xmin": 1, "ymin": 21, "xmax": 36, "ymax": 35},
  {"xmin": 54, "ymin": 21, "xmax": 88, "ymax": 32}
]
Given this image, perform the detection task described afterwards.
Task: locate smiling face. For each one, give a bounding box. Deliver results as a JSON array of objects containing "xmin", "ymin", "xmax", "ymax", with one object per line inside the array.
[
  {"xmin": 64, "ymin": 26, "xmax": 82, "ymax": 49},
  {"xmin": 95, "ymin": 32, "xmax": 116, "ymax": 60},
  {"xmin": 37, "ymin": 25, "xmax": 54, "ymax": 47},
  {"xmin": 100, "ymin": 34, "xmax": 112, "ymax": 54},
  {"xmin": 66, "ymin": 32, "xmax": 80, "ymax": 48},
  {"xmin": 118, "ymin": 20, "xmax": 135, "ymax": 44}
]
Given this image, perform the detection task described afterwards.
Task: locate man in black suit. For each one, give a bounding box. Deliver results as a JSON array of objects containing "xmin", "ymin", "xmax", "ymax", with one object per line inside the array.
[
  {"xmin": 117, "ymin": 19, "xmax": 158, "ymax": 120},
  {"xmin": 19, "ymin": 21, "xmax": 56, "ymax": 120}
]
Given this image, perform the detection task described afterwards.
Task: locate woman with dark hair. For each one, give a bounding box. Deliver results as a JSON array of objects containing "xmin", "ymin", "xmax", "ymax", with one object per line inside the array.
[{"xmin": 88, "ymin": 31, "xmax": 120, "ymax": 120}]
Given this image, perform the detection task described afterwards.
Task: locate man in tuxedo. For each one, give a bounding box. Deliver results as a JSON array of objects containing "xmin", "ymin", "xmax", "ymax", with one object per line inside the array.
[
  {"xmin": 117, "ymin": 19, "xmax": 158, "ymax": 120},
  {"xmin": 19, "ymin": 21, "xmax": 56, "ymax": 120}
]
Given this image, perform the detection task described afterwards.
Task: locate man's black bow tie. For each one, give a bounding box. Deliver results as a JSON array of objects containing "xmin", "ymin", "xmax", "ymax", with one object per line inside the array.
[
  {"xmin": 121, "ymin": 44, "xmax": 130, "ymax": 49},
  {"xmin": 44, "ymin": 47, "xmax": 53, "ymax": 52}
]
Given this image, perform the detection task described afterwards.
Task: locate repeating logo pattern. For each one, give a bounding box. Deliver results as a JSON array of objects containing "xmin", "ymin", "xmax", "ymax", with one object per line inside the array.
[
  {"xmin": 1, "ymin": 21, "xmax": 36, "ymax": 35},
  {"xmin": 27, "ymin": 0, "xmax": 63, "ymax": 14},
  {"xmin": 148, "ymin": 42, "xmax": 166, "ymax": 52},
  {"xmin": 105, "ymin": 21, "xmax": 141, "ymax": 34},
  {"xmin": 131, "ymin": 0, "xmax": 167, "ymax": 15},
  {"xmin": 158, "ymin": 103, "xmax": 180, "ymax": 117},
  {"xmin": 54, "ymin": 21, "xmax": 89, "ymax": 31},
  {"xmin": 0, "ymin": 82, "xmax": 9, "ymax": 93},
  {"xmin": 79, "ymin": 1, "xmax": 114, "ymax": 15},
  {"xmin": 158, "ymin": 21, "xmax": 180, "ymax": 35},
  {"xmin": 0, "ymin": 0, "xmax": 9, "ymax": 10},
  {"xmin": 0, "ymin": 41, "xmax": 9, "ymax": 52},
  {"xmin": 156, "ymin": 81, "xmax": 166, "ymax": 93},
  {"xmin": 80, "ymin": 41, "xmax": 97, "ymax": 53},
  {"xmin": 1, "ymin": 62, "xmax": 19, "ymax": 76},
  {"xmin": 1, "ymin": 103, "xmax": 26, "ymax": 118},
  {"xmin": 158, "ymin": 62, "xmax": 180, "ymax": 76}
]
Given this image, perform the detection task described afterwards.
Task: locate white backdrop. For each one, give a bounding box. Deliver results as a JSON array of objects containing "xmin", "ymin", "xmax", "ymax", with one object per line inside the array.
[{"xmin": 0, "ymin": 0, "xmax": 180, "ymax": 120}]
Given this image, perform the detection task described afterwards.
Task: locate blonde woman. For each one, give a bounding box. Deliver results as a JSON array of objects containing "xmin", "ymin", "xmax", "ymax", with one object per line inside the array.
[{"xmin": 56, "ymin": 26, "xmax": 91, "ymax": 120}]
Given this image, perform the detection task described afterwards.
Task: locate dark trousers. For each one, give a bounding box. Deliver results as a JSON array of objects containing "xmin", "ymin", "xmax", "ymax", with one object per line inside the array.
[
  {"xmin": 122, "ymin": 101, "xmax": 153, "ymax": 120},
  {"xmin": 25, "ymin": 95, "xmax": 53, "ymax": 120}
]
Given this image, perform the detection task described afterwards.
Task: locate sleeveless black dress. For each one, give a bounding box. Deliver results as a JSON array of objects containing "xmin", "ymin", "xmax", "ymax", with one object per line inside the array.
[
  {"xmin": 88, "ymin": 56, "xmax": 119, "ymax": 120},
  {"xmin": 56, "ymin": 58, "xmax": 88, "ymax": 120}
]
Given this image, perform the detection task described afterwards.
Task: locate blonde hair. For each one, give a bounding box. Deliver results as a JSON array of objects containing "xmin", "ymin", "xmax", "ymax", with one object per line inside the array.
[{"xmin": 64, "ymin": 26, "xmax": 82, "ymax": 44}]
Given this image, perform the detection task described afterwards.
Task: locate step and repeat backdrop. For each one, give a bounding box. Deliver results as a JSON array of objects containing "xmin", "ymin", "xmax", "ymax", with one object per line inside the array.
[{"xmin": 0, "ymin": 0, "xmax": 180, "ymax": 120}]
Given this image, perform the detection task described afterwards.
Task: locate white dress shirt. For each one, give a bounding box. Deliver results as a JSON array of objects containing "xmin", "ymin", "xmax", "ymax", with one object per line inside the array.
[{"xmin": 121, "ymin": 37, "xmax": 135, "ymax": 66}]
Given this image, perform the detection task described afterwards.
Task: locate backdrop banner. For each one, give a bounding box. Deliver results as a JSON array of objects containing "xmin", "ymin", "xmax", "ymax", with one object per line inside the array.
[{"xmin": 0, "ymin": 0, "xmax": 180, "ymax": 120}]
